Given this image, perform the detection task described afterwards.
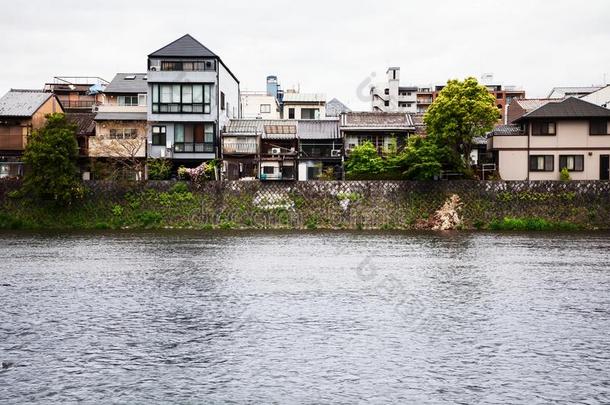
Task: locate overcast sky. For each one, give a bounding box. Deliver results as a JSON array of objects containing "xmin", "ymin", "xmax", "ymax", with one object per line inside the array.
[{"xmin": 1, "ymin": 0, "xmax": 609, "ymax": 110}]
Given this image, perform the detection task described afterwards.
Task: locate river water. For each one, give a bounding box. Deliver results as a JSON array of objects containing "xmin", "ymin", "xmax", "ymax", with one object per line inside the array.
[{"xmin": 0, "ymin": 231, "xmax": 609, "ymax": 403}]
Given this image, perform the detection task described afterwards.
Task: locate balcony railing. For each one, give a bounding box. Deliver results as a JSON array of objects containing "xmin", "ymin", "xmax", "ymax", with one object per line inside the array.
[
  {"xmin": 223, "ymin": 141, "xmax": 258, "ymax": 154},
  {"xmin": 174, "ymin": 142, "xmax": 214, "ymax": 153},
  {"xmin": 60, "ymin": 100, "xmax": 99, "ymax": 109}
]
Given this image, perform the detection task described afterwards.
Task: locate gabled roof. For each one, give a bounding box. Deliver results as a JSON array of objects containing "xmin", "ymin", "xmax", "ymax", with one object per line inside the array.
[
  {"xmin": 326, "ymin": 98, "xmax": 351, "ymax": 117},
  {"xmin": 340, "ymin": 112, "xmax": 414, "ymax": 130},
  {"xmin": 66, "ymin": 112, "xmax": 96, "ymax": 135},
  {"xmin": 511, "ymin": 98, "xmax": 558, "ymax": 113},
  {"xmin": 104, "ymin": 73, "xmax": 148, "ymax": 94},
  {"xmin": 0, "ymin": 89, "xmax": 54, "ymax": 117},
  {"xmin": 148, "ymin": 34, "xmax": 218, "ymax": 58},
  {"xmin": 516, "ymin": 97, "xmax": 610, "ymax": 121}
]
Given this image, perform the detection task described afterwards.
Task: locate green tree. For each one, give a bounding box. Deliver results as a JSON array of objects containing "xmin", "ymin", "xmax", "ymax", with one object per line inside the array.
[
  {"xmin": 424, "ymin": 77, "xmax": 500, "ymax": 169},
  {"xmin": 344, "ymin": 141, "xmax": 385, "ymax": 179},
  {"xmin": 147, "ymin": 158, "xmax": 172, "ymax": 180},
  {"xmin": 22, "ymin": 113, "xmax": 82, "ymax": 205}
]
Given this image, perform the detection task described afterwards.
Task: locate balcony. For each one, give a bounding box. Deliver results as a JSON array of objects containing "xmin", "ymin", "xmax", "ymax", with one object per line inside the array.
[
  {"xmin": 417, "ymin": 98, "xmax": 433, "ymax": 104},
  {"xmin": 60, "ymin": 99, "xmax": 99, "ymax": 109},
  {"xmin": 223, "ymin": 140, "xmax": 258, "ymax": 154},
  {"xmin": 96, "ymin": 105, "xmax": 147, "ymax": 114},
  {"xmin": 174, "ymin": 142, "xmax": 214, "ymax": 153}
]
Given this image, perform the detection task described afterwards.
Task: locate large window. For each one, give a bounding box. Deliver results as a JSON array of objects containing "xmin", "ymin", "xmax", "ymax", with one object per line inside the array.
[
  {"xmin": 152, "ymin": 126, "xmax": 166, "ymax": 146},
  {"xmin": 109, "ymin": 128, "xmax": 138, "ymax": 140},
  {"xmin": 301, "ymin": 108, "xmax": 319, "ymax": 119},
  {"xmin": 529, "ymin": 155, "xmax": 554, "ymax": 172},
  {"xmin": 531, "ymin": 121, "xmax": 556, "ymax": 135},
  {"xmin": 174, "ymin": 123, "xmax": 214, "ymax": 153},
  {"xmin": 559, "ymin": 155, "xmax": 584, "ymax": 172},
  {"xmin": 590, "ymin": 119, "xmax": 609, "ymax": 135},
  {"xmin": 160, "ymin": 60, "xmax": 215, "ymax": 71},
  {"xmin": 152, "ymin": 84, "xmax": 212, "ymax": 114},
  {"xmin": 118, "ymin": 95, "xmax": 138, "ymax": 106}
]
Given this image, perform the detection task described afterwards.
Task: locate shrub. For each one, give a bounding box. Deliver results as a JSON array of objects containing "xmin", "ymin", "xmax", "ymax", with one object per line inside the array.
[
  {"xmin": 136, "ymin": 210, "xmax": 163, "ymax": 227},
  {"xmin": 147, "ymin": 159, "xmax": 172, "ymax": 180},
  {"xmin": 560, "ymin": 167, "xmax": 571, "ymax": 182},
  {"xmin": 170, "ymin": 182, "xmax": 189, "ymax": 194}
]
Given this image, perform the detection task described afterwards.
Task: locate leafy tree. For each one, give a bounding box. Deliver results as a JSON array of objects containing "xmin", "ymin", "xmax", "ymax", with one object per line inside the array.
[
  {"xmin": 22, "ymin": 113, "xmax": 82, "ymax": 205},
  {"xmin": 424, "ymin": 77, "xmax": 500, "ymax": 168},
  {"xmin": 147, "ymin": 158, "xmax": 172, "ymax": 180},
  {"xmin": 344, "ymin": 141, "xmax": 385, "ymax": 179}
]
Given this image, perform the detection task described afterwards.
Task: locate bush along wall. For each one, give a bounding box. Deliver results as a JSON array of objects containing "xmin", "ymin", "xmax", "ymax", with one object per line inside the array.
[{"xmin": 0, "ymin": 180, "xmax": 609, "ymax": 230}]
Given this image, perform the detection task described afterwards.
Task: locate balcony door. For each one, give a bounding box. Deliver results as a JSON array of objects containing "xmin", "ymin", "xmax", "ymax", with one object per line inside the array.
[{"xmin": 601, "ymin": 155, "xmax": 610, "ymax": 180}]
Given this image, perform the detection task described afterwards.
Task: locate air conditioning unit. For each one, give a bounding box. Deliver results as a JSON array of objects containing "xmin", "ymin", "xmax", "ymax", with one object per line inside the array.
[
  {"xmin": 91, "ymin": 105, "xmax": 99, "ymax": 113},
  {"xmin": 331, "ymin": 149, "xmax": 341, "ymax": 157},
  {"xmin": 150, "ymin": 66, "xmax": 159, "ymax": 71},
  {"xmin": 271, "ymin": 147, "xmax": 281, "ymax": 155}
]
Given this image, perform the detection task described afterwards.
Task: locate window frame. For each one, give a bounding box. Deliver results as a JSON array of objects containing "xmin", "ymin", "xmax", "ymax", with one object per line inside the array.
[
  {"xmin": 529, "ymin": 155, "xmax": 554, "ymax": 172},
  {"xmin": 173, "ymin": 123, "xmax": 215, "ymax": 153},
  {"xmin": 118, "ymin": 95, "xmax": 139, "ymax": 107},
  {"xmin": 109, "ymin": 128, "xmax": 138, "ymax": 140},
  {"xmin": 260, "ymin": 104, "xmax": 271, "ymax": 114},
  {"xmin": 151, "ymin": 83, "xmax": 213, "ymax": 114},
  {"xmin": 589, "ymin": 119, "xmax": 609, "ymax": 135},
  {"xmin": 152, "ymin": 125, "xmax": 167, "ymax": 146},
  {"xmin": 531, "ymin": 121, "xmax": 556, "ymax": 136},
  {"xmin": 559, "ymin": 155, "xmax": 584, "ymax": 172},
  {"xmin": 160, "ymin": 60, "xmax": 216, "ymax": 72}
]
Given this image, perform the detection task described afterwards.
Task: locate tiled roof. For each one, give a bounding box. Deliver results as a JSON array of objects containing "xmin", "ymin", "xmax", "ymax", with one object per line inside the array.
[
  {"xmin": 517, "ymin": 97, "xmax": 610, "ymax": 121},
  {"xmin": 67, "ymin": 112, "xmax": 96, "ymax": 135},
  {"xmin": 104, "ymin": 73, "xmax": 148, "ymax": 94},
  {"xmin": 0, "ymin": 89, "xmax": 53, "ymax": 117},
  {"xmin": 488, "ymin": 124, "xmax": 524, "ymax": 137},
  {"xmin": 341, "ymin": 112, "xmax": 414, "ymax": 129},
  {"xmin": 512, "ymin": 98, "xmax": 558, "ymax": 112},
  {"xmin": 224, "ymin": 119, "xmax": 291, "ymax": 135},
  {"xmin": 149, "ymin": 34, "xmax": 218, "ymax": 58},
  {"xmin": 325, "ymin": 98, "xmax": 351, "ymax": 117},
  {"xmin": 282, "ymin": 93, "xmax": 326, "ymax": 103},
  {"xmin": 298, "ymin": 119, "xmax": 340, "ymax": 139},
  {"xmin": 95, "ymin": 112, "xmax": 147, "ymax": 121}
]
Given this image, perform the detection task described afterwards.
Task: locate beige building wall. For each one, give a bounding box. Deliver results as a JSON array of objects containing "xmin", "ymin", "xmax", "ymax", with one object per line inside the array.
[
  {"xmin": 90, "ymin": 121, "xmax": 147, "ymax": 158},
  {"xmin": 497, "ymin": 150, "xmax": 529, "ymax": 180},
  {"xmin": 240, "ymin": 93, "xmax": 280, "ymax": 119}
]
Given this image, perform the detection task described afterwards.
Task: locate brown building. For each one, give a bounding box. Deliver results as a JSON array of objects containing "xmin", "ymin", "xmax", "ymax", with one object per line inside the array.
[{"xmin": 0, "ymin": 89, "xmax": 63, "ymax": 177}]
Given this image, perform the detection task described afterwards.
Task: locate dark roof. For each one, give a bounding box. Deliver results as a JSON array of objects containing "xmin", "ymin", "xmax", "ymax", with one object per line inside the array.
[
  {"xmin": 326, "ymin": 98, "xmax": 351, "ymax": 117},
  {"xmin": 0, "ymin": 89, "xmax": 53, "ymax": 117},
  {"xmin": 516, "ymin": 97, "xmax": 610, "ymax": 121},
  {"xmin": 341, "ymin": 112, "xmax": 414, "ymax": 129},
  {"xmin": 488, "ymin": 124, "xmax": 524, "ymax": 137},
  {"xmin": 95, "ymin": 112, "xmax": 147, "ymax": 121},
  {"xmin": 149, "ymin": 34, "xmax": 218, "ymax": 58},
  {"xmin": 66, "ymin": 112, "xmax": 96, "ymax": 135},
  {"xmin": 104, "ymin": 73, "xmax": 148, "ymax": 94}
]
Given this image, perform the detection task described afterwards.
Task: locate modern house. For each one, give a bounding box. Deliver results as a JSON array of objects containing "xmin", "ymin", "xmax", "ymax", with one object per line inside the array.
[
  {"xmin": 0, "ymin": 89, "xmax": 63, "ymax": 178},
  {"xmin": 371, "ymin": 67, "xmax": 418, "ymax": 113},
  {"xmin": 282, "ymin": 91, "xmax": 325, "ymax": 120},
  {"xmin": 341, "ymin": 112, "xmax": 415, "ymax": 155},
  {"xmin": 488, "ymin": 97, "xmax": 610, "ymax": 180},
  {"xmin": 298, "ymin": 119, "xmax": 342, "ymax": 180},
  {"xmin": 91, "ymin": 73, "xmax": 149, "ymax": 179},
  {"xmin": 146, "ymin": 34, "xmax": 239, "ymax": 169}
]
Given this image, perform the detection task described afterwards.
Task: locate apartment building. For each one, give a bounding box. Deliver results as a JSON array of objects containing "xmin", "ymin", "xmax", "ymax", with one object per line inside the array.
[
  {"xmin": 240, "ymin": 76, "xmax": 282, "ymax": 119},
  {"xmin": 371, "ymin": 67, "xmax": 418, "ymax": 113},
  {"xmin": 488, "ymin": 97, "xmax": 610, "ymax": 180},
  {"xmin": 146, "ymin": 34, "xmax": 239, "ymax": 168}
]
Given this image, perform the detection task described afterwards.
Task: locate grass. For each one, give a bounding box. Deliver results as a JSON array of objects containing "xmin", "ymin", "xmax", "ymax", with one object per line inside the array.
[{"xmin": 488, "ymin": 217, "xmax": 580, "ymax": 231}]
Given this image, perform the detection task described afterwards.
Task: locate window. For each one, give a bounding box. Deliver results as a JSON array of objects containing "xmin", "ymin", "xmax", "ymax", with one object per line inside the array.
[
  {"xmin": 288, "ymin": 108, "xmax": 295, "ymax": 119},
  {"xmin": 531, "ymin": 121, "xmax": 556, "ymax": 135},
  {"xmin": 109, "ymin": 128, "xmax": 138, "ymax": 140},
  {"xmin": 221, "ymin": 92, "xmax": 225, "ymax": 110},
  {"xmin": 260, "ymin": 104, "xmax": 271, "ymax": 113},
  {"xmin": 263, "ymin": 166, "xmax": 275, "ymax": 174},
  {"xmin": 152, "ymin": 126, "xmax": 166, "ymax": 146},
  {"xmin": 152, "ymin": 84, "xmax": 212, "ymax": 114},
  {"xmin": 160, "ymin": 60, "xmax": 215, "ymax": 71},
  {"xmin": 496, "ymin": 93, "xmax": 503, "ymax": 99},
  {"xmin": 590, "ymin": 119, "xmax": 609, "ymax": 135},
  {"xmin": 559, "ymin": 155, "xmax": 584, "ymax": 171},
  {"xmin": 529, "ymin": 155, "xmax": 554, "ymax": 172},
  {"xmin": 138, "ymin": 94, "xmax": 147, "ymax": 106},
  {"xmin": 384, "ymin": 88, "xmax": 390, "ymax": 95},
  {"xmin": 118, "ymin": 95, "xmax": 138, "ymax": 106},
  {"xmin": 301, "ymin": 108, "xmax": 318, "ymax": 120},
  {"xmin": 384, "ymin": 101, "xmax": 390, "ymax": 107},
  {"xmin": 173, "ymin": 123, "xmax": 214, "ymax": 153}
]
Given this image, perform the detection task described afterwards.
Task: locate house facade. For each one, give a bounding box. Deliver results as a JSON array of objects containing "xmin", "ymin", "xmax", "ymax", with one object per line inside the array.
[
  {"xmin": 0, "ymin": 89, "xmax": 63, "ymax": 178},
  {"xmin": 298, "ymin": 120, "xmax": 342, "ymax": 180},
  {"xmin": 341, "ymin": 112, "xmax": 415, "ymax": 155},
  {"xmin": 488, "ymin": 97, "xmax": 610, "ymax": 180},
  {"xmin": 146, "ymin": 34, "xmax": 239, "ymax": 168},
  {"xmin": 91, "ymin": 73, "xmax": 149, "ymax": 179},
  {"xmin": 282, "ymin": 92, "xmax": 325, "ymax": 120}
]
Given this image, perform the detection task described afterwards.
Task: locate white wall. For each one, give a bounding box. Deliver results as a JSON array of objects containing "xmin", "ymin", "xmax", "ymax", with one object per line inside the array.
[
  {"xmin": 241, "ymin": 94, "xmax": 280, "ymax": 119},
  {"xmin": 581, "ymin": 86, "xmax": 610, "ymax": 107}
]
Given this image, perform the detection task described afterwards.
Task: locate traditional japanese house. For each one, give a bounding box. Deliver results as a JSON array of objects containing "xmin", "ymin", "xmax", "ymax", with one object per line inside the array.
[
  {"xmin": 260, "ymin": 122, "xmax": 298, "ymax": 180},
  {"xmin": 297, "ymin": 119, "xmax": 342, "ymax": 180}
]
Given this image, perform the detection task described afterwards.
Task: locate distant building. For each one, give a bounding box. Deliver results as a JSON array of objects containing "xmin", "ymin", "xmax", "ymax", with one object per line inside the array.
[
  {"xmin": 580, "ymin": 85, "xmax": 610, "ymax": 108},
  {"xmin": 325, "ymin": 98, "xmax": 351, "ymax": 117},
  {"xmin": 488, "ymin": 97, "xmax": 610, "ymax": 180},
  {"xmin": 0, "ymin": 89, "xmax": 63, "ymax": 177},
  {"xmin": 282, "ymin": 91, "xmax": 326, "ymax": 120},
  {"xmin": 547, "ymin": 86, "xmax": 603, "ymax": 99},
  {"xmin": 240, "ymin": 76, "xmax": 282, "ymax": 119},
  {"xmin": 146, "ymin": 34, "xmax": 240, "ymax": 168},
  {"xmin": 506, "ymin": 98, "xmax": 559, "ymax": 124},
  {"xmin": 370, "ymin": 67, "xmax": 418, "ymax": 113}
]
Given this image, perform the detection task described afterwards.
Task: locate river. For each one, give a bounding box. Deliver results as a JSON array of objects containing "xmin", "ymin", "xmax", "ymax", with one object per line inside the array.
[{"xmin": 0, "ymin": 231, "xmax": 609, "ymax": 403}]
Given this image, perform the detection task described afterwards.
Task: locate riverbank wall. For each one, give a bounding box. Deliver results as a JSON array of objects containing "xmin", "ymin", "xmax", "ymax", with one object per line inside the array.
[{"xmin": 1, "ymin": 179, "xmax": 609, "ymax": 230}]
